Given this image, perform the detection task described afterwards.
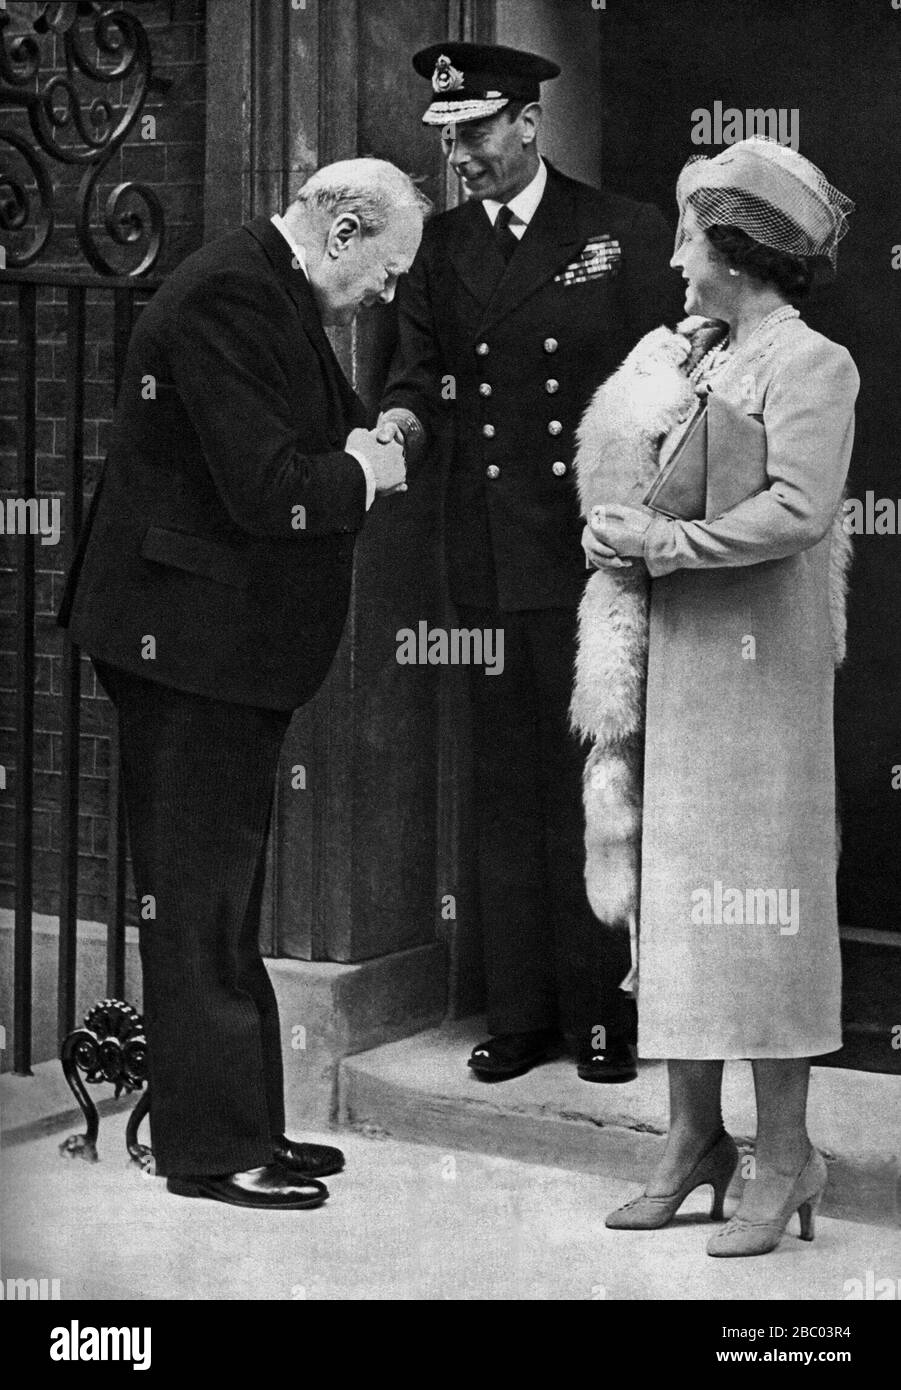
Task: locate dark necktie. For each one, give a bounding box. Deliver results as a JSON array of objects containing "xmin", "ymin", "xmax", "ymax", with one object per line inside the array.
[{"xmin": 493, "ymin": 204, "xmax": 518, "ymax": 263}]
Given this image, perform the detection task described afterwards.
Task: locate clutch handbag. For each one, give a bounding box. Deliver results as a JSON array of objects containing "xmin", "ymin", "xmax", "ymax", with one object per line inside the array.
[
  {"xmin": 643, "ymin": 395, "xmax": 709, "ymax": 520},
  {"xmin": 643, "ymin": 390, "xmax": 769, "ymax": 522}
]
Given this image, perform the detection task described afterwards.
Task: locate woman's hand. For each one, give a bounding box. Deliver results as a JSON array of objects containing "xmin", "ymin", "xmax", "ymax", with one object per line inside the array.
[
  {"xmin": 582, "ymin": 522, "xmax": 633, "ymax": 569},
  {"xmin": 587, "ymin": 504, "xmax": 654, "ymax": 560}
]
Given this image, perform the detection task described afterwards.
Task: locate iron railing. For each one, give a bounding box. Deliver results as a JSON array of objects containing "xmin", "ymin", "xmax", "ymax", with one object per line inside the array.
[
  {"xmin": 2, "ymin": 266, "xmax": 159, "ymax": 1073},
  {"xmin": 2, "ymin": 0, "xmax": 171, "ymax": 1073}
]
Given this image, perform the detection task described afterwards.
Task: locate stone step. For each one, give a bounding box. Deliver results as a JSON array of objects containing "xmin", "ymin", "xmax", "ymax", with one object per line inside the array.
[{"xmin": 339, "ymin": 1018, "xmax": 901, "ymax": 1229}]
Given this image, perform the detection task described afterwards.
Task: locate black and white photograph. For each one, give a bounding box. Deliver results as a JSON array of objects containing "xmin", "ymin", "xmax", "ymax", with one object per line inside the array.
[{"xmin": 0, "ymin": 0, "xmax": 899, "ymax": 1341}]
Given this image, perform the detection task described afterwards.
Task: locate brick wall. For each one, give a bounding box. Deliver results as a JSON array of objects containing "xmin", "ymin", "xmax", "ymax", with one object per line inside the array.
[{"xmin": 0, "ymin": 0, "xmax": 206, "ymax": 923}]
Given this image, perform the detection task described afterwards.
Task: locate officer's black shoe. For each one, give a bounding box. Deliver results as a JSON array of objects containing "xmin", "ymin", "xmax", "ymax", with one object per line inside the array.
[
  {"xmin": 576, "ymin": 1040, "xmax": 638, "ymax": 1084},
  {"xmin": 468, "ymin": 1028, "xmax": 558, "ymax": 1081}
]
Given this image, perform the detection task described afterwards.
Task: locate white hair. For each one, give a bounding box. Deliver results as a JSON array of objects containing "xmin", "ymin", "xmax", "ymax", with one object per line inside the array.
[{"xmin": 292, "ymin": 158, "xmax": 431, "ymax": 235}]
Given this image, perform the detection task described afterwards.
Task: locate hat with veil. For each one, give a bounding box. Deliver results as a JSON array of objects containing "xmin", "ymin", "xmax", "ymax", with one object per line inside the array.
[{"xmin": 675, "ymin": 136, "xmax": 855, "ymax": 276}]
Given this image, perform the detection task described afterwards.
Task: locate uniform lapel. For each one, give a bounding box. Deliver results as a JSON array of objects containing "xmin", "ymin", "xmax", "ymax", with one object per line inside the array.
[
  {"xmin": 476, "ymin": 165, "xmax": 584, "ymax": 334},
  {"xmin": 448, "ymin": 199, "xmax": 510, "ymax": 308}
]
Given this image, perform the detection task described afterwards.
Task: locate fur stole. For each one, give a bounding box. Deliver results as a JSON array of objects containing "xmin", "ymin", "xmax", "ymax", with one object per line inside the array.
[{"xmin": 570, "ymin": 317, "xmax": 852, "ymax": 928}]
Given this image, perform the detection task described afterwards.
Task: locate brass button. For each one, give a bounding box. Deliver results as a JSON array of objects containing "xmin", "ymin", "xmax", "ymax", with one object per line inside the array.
[
  {"xmin": 486, "ymin": 464, "xmax": 500, "ymax": 479},
  {"xmin": 543, "ymin": 337, "xmax": 559, "ymax": 353},
  {"xmin": 476, "ymin": 342, "xmax": 489, "ymax": 356},
  {"xmin": 482, "ymin": 424, "xmax": 496, "ymax": 438},
  {"xmin": 548, "ymin": 420, "xmax": 563, "ymax": 436},
  {"xmin": 545, "ymin": 379, "xmax": 559, "ymax": 393},
  {"xmin": 479, "ymin": 382, "xmax": 492, "ymax": 397},
  {"xmin": 552, "ymin": 461, "xmax": 567, "ymax": 477}
]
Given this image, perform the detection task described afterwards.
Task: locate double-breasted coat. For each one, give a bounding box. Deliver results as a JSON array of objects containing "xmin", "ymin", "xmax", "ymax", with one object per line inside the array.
[
  {"xmin": 383, "ymin": 161, "xmax": 682, "ymax": 1043},
  {"xmin": 383, "ymin": 161, "xmax": 682, "ymax": 610}
]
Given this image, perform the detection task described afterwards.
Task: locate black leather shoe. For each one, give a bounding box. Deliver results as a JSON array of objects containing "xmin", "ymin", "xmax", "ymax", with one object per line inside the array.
[
  {"xmin": 272, "ymin": 1134, "xmax": 345, "ymax": 1178},
  {"xmin": 167, "ymin": 1164, "xmax": 328, "ymax": 1209},
  {"xmin": 468, "ymin": 1029, "xmax": 558, "ymax": 1081},
  {"xmin": 577, "ymin": 1040, "xmax": 638, "ymax": 1084}
]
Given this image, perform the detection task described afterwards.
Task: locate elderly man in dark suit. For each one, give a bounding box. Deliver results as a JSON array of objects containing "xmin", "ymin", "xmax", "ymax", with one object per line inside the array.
[
  {"xmin": 59, "ymin": 158, "xmax": 427, "ymax": 1209},
  {"xmin": 381, "ymin": 44, "xmax": 682, "ymax": 1084}
]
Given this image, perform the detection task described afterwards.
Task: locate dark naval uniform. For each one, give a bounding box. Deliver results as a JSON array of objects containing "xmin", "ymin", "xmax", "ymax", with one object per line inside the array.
[{"xmin": 383, "ymin": 158, "xmax": 682, "ymax": 1056}]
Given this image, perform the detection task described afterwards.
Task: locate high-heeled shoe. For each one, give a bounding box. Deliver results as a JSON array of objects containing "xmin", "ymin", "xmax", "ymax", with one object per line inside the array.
[
  {"xmin": 706, "ymin": 1146, "xmax": 828, "ymax": 1257},
  {"xmin": 605, "ymin": 1129, "xmax": 739, "ymax": 1230}
]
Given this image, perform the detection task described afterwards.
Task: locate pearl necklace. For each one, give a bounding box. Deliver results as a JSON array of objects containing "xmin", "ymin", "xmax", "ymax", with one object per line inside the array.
[{"xmin": 689, "ymin": 304, "xmax": 800, "ymax": 390}]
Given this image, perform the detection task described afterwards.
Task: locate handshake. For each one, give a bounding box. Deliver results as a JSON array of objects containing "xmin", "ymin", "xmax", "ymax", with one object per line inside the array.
[{"xmin": 346, "ymin": 411, "xmax": 413, "ymax": 497}]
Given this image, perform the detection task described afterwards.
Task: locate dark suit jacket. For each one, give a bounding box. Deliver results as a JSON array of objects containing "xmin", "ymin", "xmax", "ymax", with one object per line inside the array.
[
  {"xmin": 59, "ymin": 216, "xmax": 369, "ymax": 710},
  {"xmin": 382, "ymin": 162, "xmax": 683, "ymax": 610}
]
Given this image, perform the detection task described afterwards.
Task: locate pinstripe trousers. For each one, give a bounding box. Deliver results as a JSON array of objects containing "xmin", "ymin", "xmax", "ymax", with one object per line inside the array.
[{"xmin": 94, "ymin": 660, "xmax": 292, "ymax": 1176}]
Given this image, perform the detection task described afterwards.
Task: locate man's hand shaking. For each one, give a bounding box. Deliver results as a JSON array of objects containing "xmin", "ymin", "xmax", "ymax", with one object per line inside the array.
[{"xmin": 346, "ymin": 425, "xmax": 407, "ymax": 496}]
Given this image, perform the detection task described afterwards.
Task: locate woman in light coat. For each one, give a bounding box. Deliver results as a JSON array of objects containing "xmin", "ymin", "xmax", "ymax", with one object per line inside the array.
[{"xmin": 576, "ymin": 138, "xmax": 858, "ymax": 1256}]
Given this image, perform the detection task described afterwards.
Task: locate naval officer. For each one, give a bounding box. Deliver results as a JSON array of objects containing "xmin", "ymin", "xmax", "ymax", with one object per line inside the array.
[{"xmin": 381, "ymin": 43, "xmax": 682, "ymax": 1083}]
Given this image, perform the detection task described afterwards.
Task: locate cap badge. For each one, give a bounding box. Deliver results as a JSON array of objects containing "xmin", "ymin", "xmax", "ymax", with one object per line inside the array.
[{"xmin": 432, "ymin": 54, "xmax": 465, "ymax": 93}]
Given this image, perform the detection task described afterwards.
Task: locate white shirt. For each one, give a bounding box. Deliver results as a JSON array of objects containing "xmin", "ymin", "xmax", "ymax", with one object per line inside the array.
[
  {"xmin": 483, "ymin": 157, "xmax": 548, "ymax": 238},
  {"xmin": 270, "ymin": 213, "xmax": 375, "ymax": 509}
]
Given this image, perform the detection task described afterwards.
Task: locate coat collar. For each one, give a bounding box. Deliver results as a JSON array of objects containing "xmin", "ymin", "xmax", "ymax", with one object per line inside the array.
[
  {"xmin": 245, "ymin": 214, "xmax": 321, "ymax": 318},
  {"xmin": 449, "ymin": 162, "xmax": 587, "ymax": 334},
  {"xmin": 243, "ymin": 215, "xmax": 361, "ymax": 421},
  {"xmin": 244, "ymin": 215, "xmax": 343, "ymax": 372}
]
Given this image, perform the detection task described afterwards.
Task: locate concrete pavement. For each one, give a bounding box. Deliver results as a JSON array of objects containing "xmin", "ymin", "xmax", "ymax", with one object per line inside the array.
[{"xmin": 2, "ymin": 1104, "xmax": 899, "ymax": 1301}]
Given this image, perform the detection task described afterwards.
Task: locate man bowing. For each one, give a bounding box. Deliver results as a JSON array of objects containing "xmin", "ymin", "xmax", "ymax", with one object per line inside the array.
[{"xmin": 60, "ymin": 159, "xmax": 428, "ymax": 1208}]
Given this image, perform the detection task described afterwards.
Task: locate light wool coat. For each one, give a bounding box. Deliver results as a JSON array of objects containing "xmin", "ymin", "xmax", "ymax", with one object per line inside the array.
[{"xmin": 573, "ymin": 315, "xmax": 859, "ymax": 1058}]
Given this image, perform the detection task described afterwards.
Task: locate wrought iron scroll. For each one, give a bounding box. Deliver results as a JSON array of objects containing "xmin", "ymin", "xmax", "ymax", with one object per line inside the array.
[
  {"xmin": 60, "ymin": 997, "xmax": 152, "ymax": 1168},
  {"xmin": 0, "ymin": 2, "xmax": 172, "ymax": 275}
]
